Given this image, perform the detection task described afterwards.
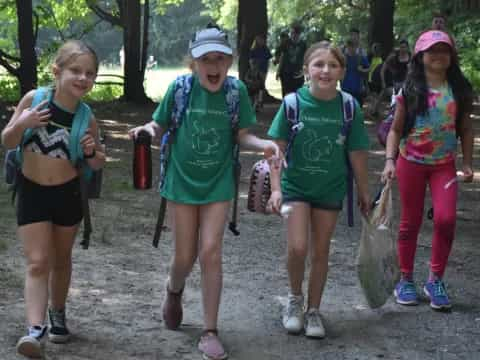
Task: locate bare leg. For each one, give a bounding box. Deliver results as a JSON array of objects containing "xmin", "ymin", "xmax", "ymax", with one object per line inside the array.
[
  {"xmin": 198, "ymin": 201, "xmax": 230, "ymax": 331},
  {"xmin": 19, "ymin": 222, "xmax": 53, "ymax": 326},
  {"xmin": 49, "ymin": 224, "xmax": 79, "ymax": 310},
  {"xmin": 168, "ymin": 201, "xmax": 199, "ymax": 292},
  {"xmin": 307, "ymin": 209, "xmax": 339, "ymax": 309}
]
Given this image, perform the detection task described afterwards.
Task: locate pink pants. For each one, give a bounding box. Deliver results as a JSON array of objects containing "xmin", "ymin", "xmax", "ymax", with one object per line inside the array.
[{"xmin": 396, "ymin": 155, "xmax": 458, "ymax": 277}]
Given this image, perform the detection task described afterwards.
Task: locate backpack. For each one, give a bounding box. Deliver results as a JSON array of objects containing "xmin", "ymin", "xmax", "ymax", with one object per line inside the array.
[
  {"xmin": 152, "ymin": 74, "xmax": 241, "ymax": 247},
  {"xmin": 2, "ymin": 86, "xmax": 102, "ymax": 248},
  {"xmin": 247, "ymin": 91, "xmax": 357, "ymax": 227}
]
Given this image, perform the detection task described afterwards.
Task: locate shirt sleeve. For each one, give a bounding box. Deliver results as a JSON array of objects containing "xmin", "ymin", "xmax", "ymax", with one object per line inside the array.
[
  {"xmin": 267, "ymin": 102, "xmax": 289, "ymax": 141},
  {"xmin": 346, "ymin": 101, "xmax": 370, "ymax": 152},
  {"xmin": 152, "ymin": 80, "xmax": 176, "ymax": 127}
]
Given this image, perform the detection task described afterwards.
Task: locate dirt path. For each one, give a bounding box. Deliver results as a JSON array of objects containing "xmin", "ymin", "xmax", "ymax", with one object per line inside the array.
[{"xmin": 1, "ymin": 99, "xmax": 479, "ymax": 360}]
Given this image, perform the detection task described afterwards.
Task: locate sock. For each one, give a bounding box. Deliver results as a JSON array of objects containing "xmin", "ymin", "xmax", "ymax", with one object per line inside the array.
[
  {"xmin": 401, "ymin": 272, "xmax": 413, "ymax": 282},
  {"xmin": 428, "ymin": 271, "xmax": 441, "ymax": 282}
]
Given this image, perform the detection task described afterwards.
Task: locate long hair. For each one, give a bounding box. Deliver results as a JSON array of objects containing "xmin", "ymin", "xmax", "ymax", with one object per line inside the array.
[{"xmin": 402, "ymin": 45, "xmax": 473, "ymax": 138}]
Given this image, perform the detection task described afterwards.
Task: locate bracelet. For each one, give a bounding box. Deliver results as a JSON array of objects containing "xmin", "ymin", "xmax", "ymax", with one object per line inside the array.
[
  {"xmin": 84, "ymin": 149, "xmax": 96, "ymax": 159},
  {"xmin": 385, "ymin": 157, "xmax": 395, "ymax": 162}
]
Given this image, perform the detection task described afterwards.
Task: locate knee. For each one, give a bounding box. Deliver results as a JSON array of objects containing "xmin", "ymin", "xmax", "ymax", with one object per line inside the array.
[
  {"xmin": 199, "ymin": 245, "xmax": 222, "ymax": 270},
  {"xmin": 288, "ymin": 243, "xmax": 308, "ymax": 262},
  {"xmin": 26, "ymin": 257, "xmax": 49, "ymax": 278},
  {"xmin": 172, "ymin": 251, "xmax": 197, "ymax": 273},
  {"xmin": 435, "ymin": 214, "xmax": 456, "ymax": 234}
]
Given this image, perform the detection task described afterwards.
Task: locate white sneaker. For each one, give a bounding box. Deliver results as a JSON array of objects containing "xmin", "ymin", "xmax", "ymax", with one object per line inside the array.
[
  {"xmin": 16, "ymin": 325, "xmax": 47, "ymax": 358},
  {"xmin": 304, "ymin": 308, "xmax": 325, "ymax": 338},
  {"xmin": 282, "ymin": 293, "xmax": 304, "ymax": 334}
]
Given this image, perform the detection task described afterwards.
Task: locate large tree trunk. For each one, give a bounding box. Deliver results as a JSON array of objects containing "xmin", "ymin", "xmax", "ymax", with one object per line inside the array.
[
  {"xmin": 123, "ymin": 0, "xmax": 149, "ymax": 103},
  {"xmin": 368, "ymin": 0, "xmax": 395, "ymax": 58},
  {"xmin": 16, "ymin": 0, "xmax": 37, "ymax": 95},
  {"xmin": 237, "ymin": 0, "xmax": 267, "ymax": 81}
]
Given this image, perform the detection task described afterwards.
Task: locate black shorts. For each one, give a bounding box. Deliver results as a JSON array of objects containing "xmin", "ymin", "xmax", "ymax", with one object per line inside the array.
[
  {"xmin": 283, "ymin": 194, "xmax": 343, "ymax": 211},
  {"xmin": 16, "ymin": 174, "xmax": 83, "ymax": 227}
]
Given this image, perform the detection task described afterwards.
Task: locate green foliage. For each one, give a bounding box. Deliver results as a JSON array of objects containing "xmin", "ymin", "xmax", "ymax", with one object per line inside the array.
[
  {"xmin": 0, "ymin": 75, "xmax": 20, "ymax": 102},
  {"xmin": 85, "ymin": 83, "xmax": 123, "ymax": 102}
]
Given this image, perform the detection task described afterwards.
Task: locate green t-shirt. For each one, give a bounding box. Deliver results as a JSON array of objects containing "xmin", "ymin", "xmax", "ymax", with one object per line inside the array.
[
  {"xmin": 267, "ymin": 86, "xmax": 369, "ymax": 204},
  {"xmin": 153, "ymin": 75, "xmax": 256, "ymax": 204}
]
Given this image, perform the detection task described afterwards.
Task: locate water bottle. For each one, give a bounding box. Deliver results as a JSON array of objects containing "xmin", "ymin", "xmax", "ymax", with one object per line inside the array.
[{"xmin": 133, "ymin": 130, "xmax": 152, "ymax": 189}]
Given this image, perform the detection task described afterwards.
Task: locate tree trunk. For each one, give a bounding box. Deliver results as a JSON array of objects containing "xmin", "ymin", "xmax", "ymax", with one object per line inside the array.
[
  {"xmin": 237, "ymin": 0, "xmax": 267, "ymax": 81},
  {"xmin": 16, "ymin": 0, "xmax": 37, "ymax": 95},
  {"xmin": 368, "ymin": 0, "xmax": 395, "ymax": 58},
  {"xmin": 123, "ymin": 0, "xmax": 150, "ymax": 103}
]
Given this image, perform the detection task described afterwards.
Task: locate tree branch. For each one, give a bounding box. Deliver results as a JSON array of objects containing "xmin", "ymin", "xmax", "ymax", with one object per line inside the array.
[
  {"xmin": 86, "ymin": 0, "xmax": 123, "ymax": 27},
  {"xmin": 0, "ymin": 50, "xmax": 19, "ymax": 76}
]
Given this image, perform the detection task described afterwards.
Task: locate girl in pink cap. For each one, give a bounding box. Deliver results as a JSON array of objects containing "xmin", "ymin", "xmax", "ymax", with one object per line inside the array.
[{"xmin": 381, "ymin": 30, "xmax": 474, "ymax": 310}]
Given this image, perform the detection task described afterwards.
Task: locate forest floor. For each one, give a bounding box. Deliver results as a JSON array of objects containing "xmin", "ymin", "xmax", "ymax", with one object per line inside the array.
[{"xmin": 0, "ymin": 95, "xmax": 479, "ymax": 360}]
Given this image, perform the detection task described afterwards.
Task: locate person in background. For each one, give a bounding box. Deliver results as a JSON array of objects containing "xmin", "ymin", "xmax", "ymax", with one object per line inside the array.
[
  {"xmin": 249, "ymin": 34, "xmax": 272, "ymax": 105},
  {"xmin": 341, "ymin": 38, "xmax": 370, "ymax": 106},
  {"xmin": 277, "ymin": 24, "xmax": 307, "ymax": 97}
]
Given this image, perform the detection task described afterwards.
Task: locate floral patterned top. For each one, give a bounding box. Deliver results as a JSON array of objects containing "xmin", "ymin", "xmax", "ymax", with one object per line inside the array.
[{"xmin": 398, "ymin": 84, "xmax": 457, "ymax": 165}]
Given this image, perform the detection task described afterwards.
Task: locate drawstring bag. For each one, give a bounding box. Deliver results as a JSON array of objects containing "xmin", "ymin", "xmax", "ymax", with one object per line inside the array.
[
  {"xmin": 247, "ymin": 159, "xmax": 271, "ymax": 214},
  {"xmin": 357, "ymin": 181, "xmax": 400, "ymax": 308}
]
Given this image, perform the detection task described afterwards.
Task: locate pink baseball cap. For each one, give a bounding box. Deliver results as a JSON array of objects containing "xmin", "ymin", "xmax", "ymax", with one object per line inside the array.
[{"xmin": 414, "ymin": 30, "xmax": 454, "ymax": 55}]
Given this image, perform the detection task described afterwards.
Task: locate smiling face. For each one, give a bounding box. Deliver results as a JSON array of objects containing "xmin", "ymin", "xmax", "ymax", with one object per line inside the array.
[
  {"xmin": 304, "ymin": 48, "xmax": 345, "ymax": 97},
  {"xmin": 193, "ymin": 52, "xmax": 233, "ymax": 92},
  {"xmin": 54, "ymin": 53, "xmax": 97, "ymax": 100},
  {"xmin": 422, "ymin": 42, "xmax": 452, "ymax": 73}
]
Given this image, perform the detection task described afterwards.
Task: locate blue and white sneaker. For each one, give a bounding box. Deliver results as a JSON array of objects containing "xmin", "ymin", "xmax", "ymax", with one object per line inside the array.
[
  {"xmin": 394, "ymin": 280, "xmax": 418, "ymax": 305},
  {"xmin": 424, "ymin": 279, "xmax": 452, "ymax": 310},
  {"xmin": 16, "ymin": 325, "xmax": 47, "ymax": 358}
]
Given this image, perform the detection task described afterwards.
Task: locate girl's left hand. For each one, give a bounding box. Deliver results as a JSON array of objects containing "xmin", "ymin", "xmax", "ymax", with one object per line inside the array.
[
  {"xmin": 462, "ymin": 164, "xmax": 474, "ymax": 183},
  {"xmin": 80, "ymin": 128, "xmax": 96, "ymax": 157},
  {"xmin": 358, "ymin": 191, "xmax": 371, "ymax": 217}
]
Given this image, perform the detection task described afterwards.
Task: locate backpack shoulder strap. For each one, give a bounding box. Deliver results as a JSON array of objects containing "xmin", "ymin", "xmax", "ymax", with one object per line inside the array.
[
  {"xmin": 339, "ymin": 90, "xmax": 356, "ymax": 227},
  {"xmin": 223, "ymin": 76, "xmax": 240, "ymax": 131},
  {"xmin": 340, "ymin": 90, "xmax": 355, "ymax": 137},
  {"xmin": 283, "ymin": 92, "xmax": 302, "ymax": 165},
  {"xmin": 17, "ymin": 87, "xmax": 53, "ymax": 164},
  {"xmin": 283, "ymin": 92, "xmax": 300, "ymax": 126},
  {"xmin": 171, "ymin": 74, "xmax": 194, "ymax": 130},
  {"xmin": 69, "ymin": 101, "xmax": 93, "ymax": 165}
]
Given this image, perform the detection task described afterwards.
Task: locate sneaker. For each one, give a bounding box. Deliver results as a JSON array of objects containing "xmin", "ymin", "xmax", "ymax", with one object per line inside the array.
[
  {"xmin": 394, "ymin": 280, "xmax": 418, "ymax": 305},
  {"xmin": 198, "ymin": 330, "xmax": 228, "ymax": 360},
  {"xmin": 162, "ymin": 278, "xmax": 184, "ymax": 330},
  {"xmin": 424, "ymin": 279, "xmax": 452, "ymax": 310},
  {"xmin": 16, "ymin": 325, "xmax": 47, "ymax": 358},
  {"xmin": 282, "ymin": 293, "xmax": 304, "ymax": 334},
  {"xmin": 304, "ymin": 308, "xmax": 325, "ymax": 339},
  {"xmin": 48, "ymin": 307, "xmax": 71, "ymax": 343}
]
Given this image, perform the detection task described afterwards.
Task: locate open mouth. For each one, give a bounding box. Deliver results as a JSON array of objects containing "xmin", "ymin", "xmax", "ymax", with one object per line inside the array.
[{"xmin": 207, "ymin": 74, "xmax": 221, "ymax": 84}]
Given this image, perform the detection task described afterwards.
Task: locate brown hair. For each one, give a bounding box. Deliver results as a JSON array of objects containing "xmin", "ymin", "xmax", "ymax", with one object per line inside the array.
[
  {"xmin": 303, "ymin": 41, "xmax": 346, "ymax": 68},
  {"xmin": 53, "ymin": 40, "xmax": 99, "ymax": 73}
]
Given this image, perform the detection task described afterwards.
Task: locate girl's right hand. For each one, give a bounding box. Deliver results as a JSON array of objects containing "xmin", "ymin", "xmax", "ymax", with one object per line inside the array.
[
  {"xmin": 381, "ymin": 159, "xmax": 396, "ymax": 183},
  {"xmin": 18, "ymin": 100, "xmax": 50, "ymax": 129}
]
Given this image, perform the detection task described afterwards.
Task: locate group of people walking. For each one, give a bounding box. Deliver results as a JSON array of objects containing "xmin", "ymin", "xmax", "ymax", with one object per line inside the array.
[{"xmin": 1, "ymin": 17, "xmax": 474, "ymax": 360}]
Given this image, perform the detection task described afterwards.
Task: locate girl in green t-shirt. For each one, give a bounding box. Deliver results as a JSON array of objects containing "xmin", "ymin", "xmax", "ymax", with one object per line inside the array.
[
  {"xmin": 267, "ymin": 41, "xmax": 370, "ymax": 339},
  {"xmin": 129, "ymin": 25, "xmax": 280, "ymax": 360}
]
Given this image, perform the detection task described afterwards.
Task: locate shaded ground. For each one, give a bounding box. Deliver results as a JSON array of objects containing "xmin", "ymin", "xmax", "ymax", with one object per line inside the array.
[{"xmin": 1, "ymin": 97, "xmax": 479, "ymax": 360}]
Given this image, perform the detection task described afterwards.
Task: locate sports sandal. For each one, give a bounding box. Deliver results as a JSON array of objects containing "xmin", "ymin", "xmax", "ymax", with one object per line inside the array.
[
  {"xmin": 162, "ymin": 278, "xmax": 184, "ymax": 330},
  {"xmin": 198, "ymin": 330, "xmax": 228, "ymax": 360}
]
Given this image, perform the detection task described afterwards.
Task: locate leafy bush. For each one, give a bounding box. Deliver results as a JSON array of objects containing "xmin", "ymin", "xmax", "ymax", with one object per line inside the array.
[{"xmin": 0, "ymin": 76, "xmax": 20, "ymax": 102}]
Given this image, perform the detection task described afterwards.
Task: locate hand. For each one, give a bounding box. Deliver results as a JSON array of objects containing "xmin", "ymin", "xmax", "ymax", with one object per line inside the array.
[
  {"xmin": 263, "ymin": 140, "xmax": 284, "ymax": 163},
  {"xmin": 357, "ymin": 190, "xmax": 371, "ymax": 217},
  {"xmin": 462, "ymin": 164, "xmax": 474, "ymax": 183},
  {"xmin": 266, "ymin": 190, "xmax": 282, "ymax": 214},
  {"xmin": 18, "ymin": 99, "xmax": 50, "ymax": 129},
  {"xmin": 381, "ymin": 160, "xmax": 396, "ymax": 183},
  {"xmin": 80, "ymin": 128, "xmax": 96, "ymax": 157},
  {"xmin": 129, "ymin": 123, "xmax": 156, "ymax": 140}
]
